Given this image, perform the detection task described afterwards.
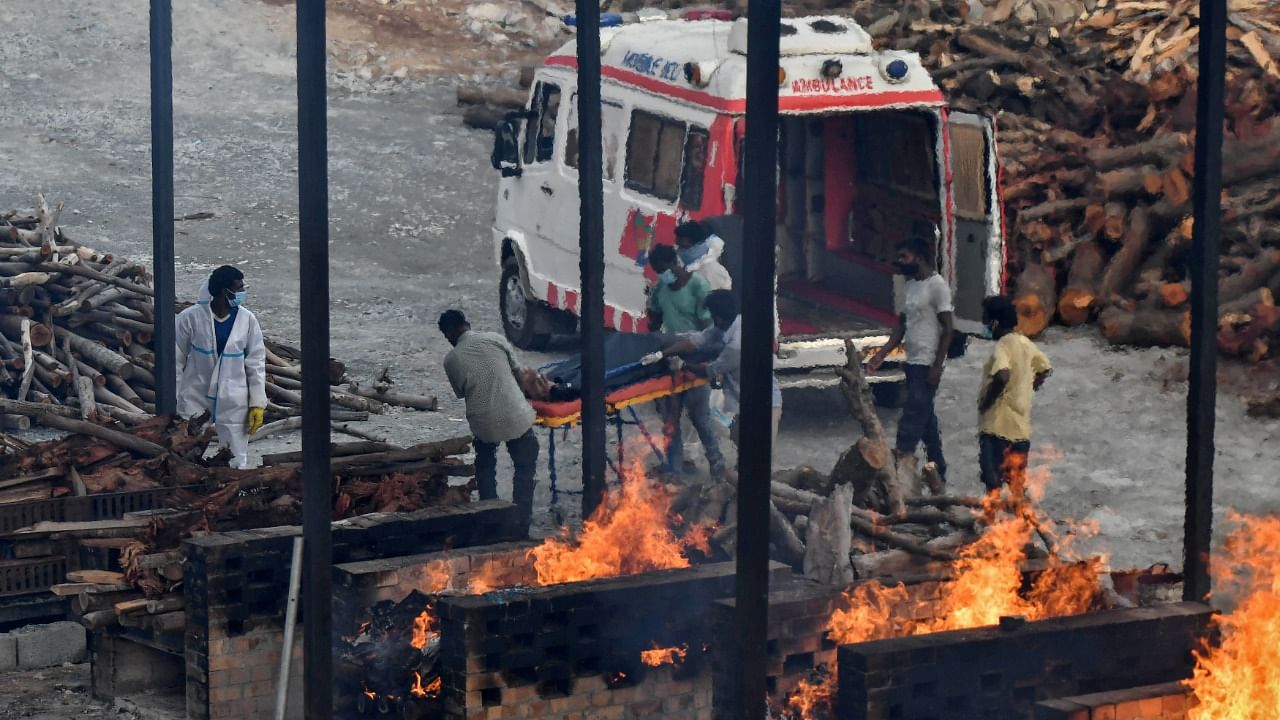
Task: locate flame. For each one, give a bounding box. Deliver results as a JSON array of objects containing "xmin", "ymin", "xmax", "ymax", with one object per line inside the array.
[
  {"xmin": 829, "ymin": 453, "xmax": 1101, "ymax": 645},
  {"xmin": 640, "ymin": 643, "xmax": 688, "ymax": 667},
  {"xmin": 465, "ymin": 559, "xmax": 508, "ymax": 595},
  {"xmin": 1184, "ymin": 513, "xmax": 1280, "ymax": 720},
  {"xmin": 410, "ymin": 606, "xmax": 437, "ymax": 651},
  {"xmin": 529, "ymin": 466, "xmax": 710, "ymax": 585},
  {"xmin": 409, "ymin": 672, "xmax": 442, "ymax": 699},
  {"xmin": 785, "ymin": 675, "xmax": 835, "ymax": 720},
  {"xmin": 423, "ymin": 560, "xmax": 451, "ymax": 593},
  {"xmin": 363, "ymin": 687, "xmax": 376, "ymax": 701}
]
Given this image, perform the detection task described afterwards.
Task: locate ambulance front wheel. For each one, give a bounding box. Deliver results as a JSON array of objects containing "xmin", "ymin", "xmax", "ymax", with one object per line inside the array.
[{"xmin": 500, "ymin": 259, "xmax": 550, "ymax": 350}]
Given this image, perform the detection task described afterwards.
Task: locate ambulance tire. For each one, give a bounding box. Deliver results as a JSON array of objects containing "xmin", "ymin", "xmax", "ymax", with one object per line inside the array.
[{"xmin": 500, "ymin": 259, "xmax": 549, "ymax": 350}]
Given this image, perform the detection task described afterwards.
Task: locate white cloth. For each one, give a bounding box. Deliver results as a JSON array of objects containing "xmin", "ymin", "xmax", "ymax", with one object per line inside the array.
[
  {"xmin": 686, "ymin": 235, "xmax": 733, "ymax": 291},
  {"xmin": 903, "ymin": 273, "xmax": 954, "ymax": 366},
  {"xmin": 175, "ymin": 279, "xmax": 267, "ymax": 469},
  {"xmin": 691, "ymin": 316, "xmax": 782, "ymax": 415}
]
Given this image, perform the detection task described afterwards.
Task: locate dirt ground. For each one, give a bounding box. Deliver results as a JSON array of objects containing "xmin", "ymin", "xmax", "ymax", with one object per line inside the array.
[{"xmin": 0, "ymin": 0, "xmax": 1278, "ymax": 715}]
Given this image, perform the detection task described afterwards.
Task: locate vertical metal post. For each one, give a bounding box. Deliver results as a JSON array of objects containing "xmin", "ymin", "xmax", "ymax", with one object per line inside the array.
[
  {"xmin": 576, "ymin": 0, "xmax": 607, "ymax": 519},
  {"xmin": 1184, "ymin": 0, "xmax": 1226, "ymax": 603},
  {"xmin": 735, "ymin": 3, "xmax": 780, "ymax": 719},
  {"xmin": 149, "ymin": 0, "xmax": 176, "ymax": 417},
  {"xmin": 296, "ymin": 0, "xmax": 333, "ymax": 716}
]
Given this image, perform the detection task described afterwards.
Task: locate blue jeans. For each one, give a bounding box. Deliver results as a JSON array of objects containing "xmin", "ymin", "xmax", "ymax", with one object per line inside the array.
[
  {"xmin": 661, "ymin": 383, "xmax": 726, "ymax": 478},
  {"xmin": 474, "ymin": 428, "xmax": 539, "ymax": 528},
  {"xmin": 896, "ymin": 365, "xmax": 946, "ymax": 479}
]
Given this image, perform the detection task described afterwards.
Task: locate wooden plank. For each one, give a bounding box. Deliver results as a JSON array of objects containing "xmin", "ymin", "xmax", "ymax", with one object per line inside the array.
[
  {"xmin": 10, "ymin": 517, "xmax": 150, "ymax": 536},
  {"xmin": 67, "ymin": 569, "xmax": 127, "ymax": 584},
  {"xmin": 0, "ymin": 468, "xmax": 61, "ymax": 490},
  {"xmin": 51, "ymin": 582, "xmax": 133, "ymax": 596}
]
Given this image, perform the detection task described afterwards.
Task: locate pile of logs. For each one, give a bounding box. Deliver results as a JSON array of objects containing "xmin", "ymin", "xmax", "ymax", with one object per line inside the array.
[
  {"xmin": 0, "ymin": 196, "xmax": 440, "ymax": 466},
  {"xmin": 28, "ymin": 436, "xmax": 476, "ymax": 635},
  {"xmin": 675, "ymin": 342, "xmax": 1053, "ymax": 584}
]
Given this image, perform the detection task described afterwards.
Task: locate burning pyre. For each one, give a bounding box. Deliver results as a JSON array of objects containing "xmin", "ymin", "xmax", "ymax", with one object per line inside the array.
[
  {"xmin": 343, "ymin": 465, "xmax": 713, "ymax": 716},
  {"xmin": 1183, "ymin": 513, "xmax": 1280, "ymax": 720}
]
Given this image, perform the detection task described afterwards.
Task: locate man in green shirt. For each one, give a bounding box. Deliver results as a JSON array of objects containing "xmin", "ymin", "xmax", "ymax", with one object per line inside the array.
[
  {"xmin": 646, "ymin": 245, "xmax": 711, "ymax": 334},
  {"xmin": 645, "ymin": 245, "xmax": 724, "ymax": 480}
]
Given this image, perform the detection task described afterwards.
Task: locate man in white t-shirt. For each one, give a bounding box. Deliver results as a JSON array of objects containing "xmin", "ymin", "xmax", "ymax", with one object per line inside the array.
[{"xmin": 867, "ymin": 237, "xmax": 955, "ymax": 483}]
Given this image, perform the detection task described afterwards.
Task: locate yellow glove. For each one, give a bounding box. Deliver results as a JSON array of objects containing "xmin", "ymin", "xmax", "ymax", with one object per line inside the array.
[{"xmin": 247, "ymin": 407, "xmax": 265, "ymax": 434}]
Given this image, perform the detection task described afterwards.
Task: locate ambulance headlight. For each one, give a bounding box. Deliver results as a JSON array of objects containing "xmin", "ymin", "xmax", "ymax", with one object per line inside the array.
[{"xmin": 881, "ymin": 58, "xmax": 910, "ymax": 84}]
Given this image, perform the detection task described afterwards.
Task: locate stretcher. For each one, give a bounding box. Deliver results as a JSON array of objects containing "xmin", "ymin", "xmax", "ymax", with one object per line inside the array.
[{"xmin": 531, "ymin": 370, "xmax": 707, "ymax": 502}]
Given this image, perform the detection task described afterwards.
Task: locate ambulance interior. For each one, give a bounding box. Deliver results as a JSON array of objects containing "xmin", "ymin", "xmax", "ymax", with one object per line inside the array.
[{"xmin": 771, "ymin": 109, "xmax": 944, "ymax": 340}]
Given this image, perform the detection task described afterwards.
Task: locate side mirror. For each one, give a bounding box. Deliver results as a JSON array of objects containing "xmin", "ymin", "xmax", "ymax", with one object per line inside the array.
[{"xmin": 491, "ymin": 120, "xmax": 522, "ymax": 177}]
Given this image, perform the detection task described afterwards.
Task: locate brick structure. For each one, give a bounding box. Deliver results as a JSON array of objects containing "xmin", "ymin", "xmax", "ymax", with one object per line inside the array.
[
  {"xmin": 836, "ymin": 602, "xmax": 1214, "ymax": 720},
  {"xmin": 180, "ymin": 501, "xmax": 524, "ymax": 720},
  {"xmin": 1036, "ymin": 682, "xmax": 1196, "ymax": 720},
  {"xmin": 435, "ymin": 561, "xmax": 788, "ymax": 720}
]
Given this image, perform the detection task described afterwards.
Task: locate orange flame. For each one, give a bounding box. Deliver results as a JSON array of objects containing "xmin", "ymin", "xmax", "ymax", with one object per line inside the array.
[
  {"xmin": 410, "ymin": 606, "xmax": 437, "ymax": 651},
  {"xmin": 640, "ymin": 643, "xmax": 688, "ymax": 667},
  {"xmin": 1184, "ymin": 513, "xmax": 1280, "ymax": 719},
  {"xmin": 529, "ymin": 466, "xmax": 710, "ymax": 585},
  {"xmin": 423, "ymin": 560, "xmax": 451, "ymax": 593},
  {"xmin": 409, "ymin": 672, "xmax": 442, "ymax": 699},
  {"xmin": 362, "ymin": 686, "xmax": 376, "ymax": 700},
  {"xmin": 785, "ymin": 675, "xmax": 835, "ymax": 720},
  {"xmin": 829, "ymin": 455, "xmax": 1101, "ymax": 645}
]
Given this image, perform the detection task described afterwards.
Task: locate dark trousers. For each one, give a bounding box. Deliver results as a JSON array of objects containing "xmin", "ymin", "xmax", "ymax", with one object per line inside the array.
[
  {"xmin": 979, "ymin": 433, "xmax": 1030, "ymax": 491},
  {"xmin": 896, "ymin": 364, "xmax": 946, "ymax": 479},
  {"xmin": 660, "ymin": 383, "xmax": 726, "ymax": 478},
  {"xmin": 474, "ymin": 428, "xmax": 539, "ymax": 528}
]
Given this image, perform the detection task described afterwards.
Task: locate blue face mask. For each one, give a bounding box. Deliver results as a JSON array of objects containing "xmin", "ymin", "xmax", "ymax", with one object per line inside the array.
[
  {"xmin": 982, "ymin": 323, "xmax": 995, "ymax": 340},
  {"xmin": 229, "ymin": 290, "xmax": 247, "ymax": 308},
  {"xmin": 659, "ymin": 269, "xmax": 677, "ymax": 285}
]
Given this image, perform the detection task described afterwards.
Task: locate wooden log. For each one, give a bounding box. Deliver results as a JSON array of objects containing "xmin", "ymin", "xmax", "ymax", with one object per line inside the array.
[
  {"xmin": 76, "ymin": 589, "xmax": 140, "ymax": 614},
  {"xmin": 1220, "ymin": 287, "xmax": 1275, "ymax": 316},
  {"xmin": 1100, "ymin": 306, "xmax": 1191, "ymax": 348},
  {"xmin": 114, "ymin": 598, "xmax": 151, "ymax": 615},
  {"xmin": 322, "ymin": 438, "xmax": 473, "ymax": 470},
  {"xmin": 105, "ymin": 374, "xmax": 142, "ymax": 404},
  {"xmin": 456, "ymin": 84, "xmax": 529, "ymax": 109},
  {"xmin": 331, "ymin": 422, "xmax": 386, "ymax": 443},
  {"xmin": 261, "ymin": 441, "xmax": 395, "ymax": 466},
  {"xmin": 94, "ymin": 384, "xmax": 146, "ymax": 415},
  {"xmin": 145, "ymin": 596, "xmax": 184, "ymax": 615},
  {"xmin": 1099, "ymin": 205, "xmax": 1153, "ymax": 302},
  {"xmin": 848, "ymin": 512, "xmax": 957, "ymax": 561},
  {"xmin": 1220, "ymin": 250, "xmax": 1280, "ymax": 303},
  {"xmin": 768, "ymin": 500, "xmax": 806, "ymax": 567},
  {"xmin": 1159, "ymin": 282, "xmax": 1191, "ymax": 308},
  {"xmin": 16, "ymin": 319, "xmax": 34, "ymax": 401},
  {"xmin": 1013, "ymin": 262, "xmax": 1057, "ymax": 337},
  {"xmin": 830, "ymin": 437, "xmax": 890, "ymax": 495},
  {"xmin": 32, "ymin": 262, "xmax": 153, "ymax": 297},
  {"xmin": 54, "ymin": 326, "xmax": 133, "ymax": 378},
  {"xmin": 79, "ymin": 610, "xmax": 119, "ymax": 630},
  {"xmin": 803, "ymin": 482, "xmax": 854, "ymax": 585},
  {"xmin": 1103, "ymin": 202, "xmax": 1128, "ymax": 241},
  {"xmin": 150, "ymin": 611, "xmax": 186, "ymax": 633},
  {"xmin": 1098, "ymin": 166, "xmax": 1160, "ymax": 200},
  {"xmin": 249, "ymin": 416, "xmax": 302, "ymax": 442},
  {"xmin": 0, "ymin": 314, "xmax": 52, "ymax": 347},
  {"xmin": 345, "ymin": 384, "xmax": 439, "ymax": 412},
  {"xmin": 833, "ymin": 341, "xmax": 903, "ymax": 515},
  {"xmin": 1017, "ymin": 198, "xmax": 1090, "ymax": 223},
  {"xmin": 21, "ymin": 413, "xmax": 167, "ymax": 457},
  {"xmin": 1087, "ymin": 132, "xmax": 1191, "ymax": 171},
  {"xmin": 1057, "ymin": 240, "xmax": 1105, "ymax": 326}
]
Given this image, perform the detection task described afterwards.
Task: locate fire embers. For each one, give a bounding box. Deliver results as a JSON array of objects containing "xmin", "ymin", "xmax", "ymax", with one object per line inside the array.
[
  {"xmin": 769, "ymin": 666, "xmax": 836, "ymax": 720},
  {"xmin": 343, "ymin": 589, "xmax": 443, "ymax": 718},
  {"xmin": 1184, "ymin": 513, "xmax": 1280, "ymax": 720}
]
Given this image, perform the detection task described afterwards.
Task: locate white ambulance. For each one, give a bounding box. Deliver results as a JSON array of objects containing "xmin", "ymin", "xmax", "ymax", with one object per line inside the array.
[{"xmin": 487, "ymin": 14, "xmax": 1005, "ymax": 395}]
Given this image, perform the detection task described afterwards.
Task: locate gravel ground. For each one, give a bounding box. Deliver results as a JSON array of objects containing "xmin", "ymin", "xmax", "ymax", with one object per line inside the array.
[{"xmin": 1, "ymin": 1, "xmax": 1279, "ymax": 714}]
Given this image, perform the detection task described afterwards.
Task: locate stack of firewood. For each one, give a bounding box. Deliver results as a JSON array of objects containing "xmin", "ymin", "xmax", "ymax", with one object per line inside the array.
[
  {"xmin": 24, "ymin": 435, "xmax": 476, "ymax": 634},
  {"xmin": 0, "ymin": 196, "xmax": 439, "ymax": 441}
]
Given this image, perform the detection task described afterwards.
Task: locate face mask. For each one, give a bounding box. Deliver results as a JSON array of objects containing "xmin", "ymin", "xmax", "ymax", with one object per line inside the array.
[
  {"xmin": 678, "ymin": 243, "xmax": 709, "ymax": 267},
  {"xmin": 982, "ymin": 323, "xmax": 995, "ymax": 340},
  {"xmin": 229, "ymin": 290, "xmax": 247, "ymax": 308},
  {"xmin": 894, "ymin": 261, "xmax": 919, "ymax": 276},
  {"xmin": 659, "ymin": 269, "xmax": 677, "ymax": 286}
]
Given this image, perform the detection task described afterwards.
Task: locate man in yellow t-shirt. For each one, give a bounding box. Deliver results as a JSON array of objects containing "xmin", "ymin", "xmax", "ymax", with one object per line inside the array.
[{"xmin": 977, "ymin": 296, "xmax": 1052, "ymax": 492}]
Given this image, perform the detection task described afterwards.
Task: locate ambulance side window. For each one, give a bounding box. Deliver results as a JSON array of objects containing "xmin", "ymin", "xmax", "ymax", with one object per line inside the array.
[
  {"xmin": 626, "ymin": 110, "xmax": 686, "ymax": 202},
  {"xmin": 523, "ymin": 82, "xmax": 562, "ymax": 166},
  {"xmin": 680, "ymin": 127, "xmax": 709, "ymax": 210},
  {"xmin": 565, "ymin": 99, "xmax": 622, "ymax": 182}
]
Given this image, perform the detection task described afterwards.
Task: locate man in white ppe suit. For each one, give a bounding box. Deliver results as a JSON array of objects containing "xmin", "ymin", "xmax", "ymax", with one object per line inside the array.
[{"xmin": 175, "ymin": 265, "xmax": 267, "ymax": 469}]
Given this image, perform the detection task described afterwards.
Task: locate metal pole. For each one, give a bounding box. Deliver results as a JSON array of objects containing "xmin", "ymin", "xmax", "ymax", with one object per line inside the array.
[
  {"xmin": 735, "ymin": 3, "xmax": 780, "ymax": 719},
  {"xmin": 149, "ymin": 0, "xmax": 176, "ymax": 417},
  {"xmin": 1183, "ymin": 0, "xmax": 1226, "ymax": 603},
  {"xmin": 296, "ymin": 0, "xmax": 333, "ymax": 716},
  {"xmin": 274, "ymin": 536, "xmax": 304, "ymax": 720},
  {"xmin": 576, "ymin": 0, "xmax": 607, "ymax": 519}
]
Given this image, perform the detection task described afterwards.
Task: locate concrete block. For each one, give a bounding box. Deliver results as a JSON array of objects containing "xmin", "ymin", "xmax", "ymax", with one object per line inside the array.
[
  {"xmin": 0, "ymin": 633, "xmax": 16, "ymax": 672},
  {"xmin": 14, "ymin": 621, "xmax": 87, "ymax": 669}
]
